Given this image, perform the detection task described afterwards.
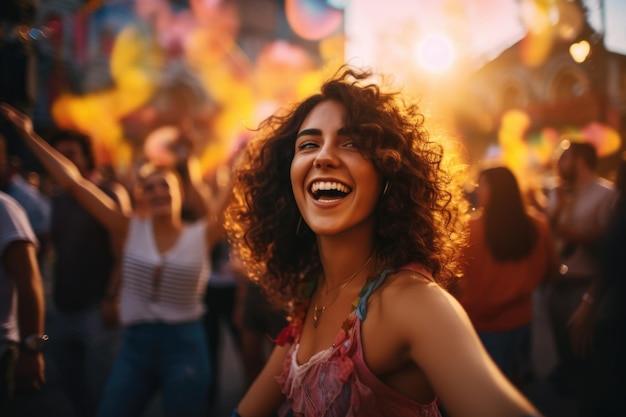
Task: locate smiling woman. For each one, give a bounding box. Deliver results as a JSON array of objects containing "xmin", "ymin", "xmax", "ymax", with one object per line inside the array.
[
  {"xmin": 290, "ymin": 99, "xmax": 383, "ymax": 237},
  {"xmin": 225, "ymin": 66, "xmax": 545, "ymax": 417}
]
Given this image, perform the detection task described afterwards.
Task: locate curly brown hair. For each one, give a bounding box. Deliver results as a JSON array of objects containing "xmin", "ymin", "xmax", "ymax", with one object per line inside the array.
[{"xmin": 225, "ymin": 66, "xmax": 467, "ymax": 312}]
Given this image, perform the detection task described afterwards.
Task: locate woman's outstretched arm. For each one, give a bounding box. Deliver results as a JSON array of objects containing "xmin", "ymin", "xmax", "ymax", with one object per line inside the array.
[
  {"xmin": 390, "ymin": 276, "xmax": 543, "ymax": 417},
  {"xmin": 0, "ymin": 103, "xmax": 130, "ymax": 239}
]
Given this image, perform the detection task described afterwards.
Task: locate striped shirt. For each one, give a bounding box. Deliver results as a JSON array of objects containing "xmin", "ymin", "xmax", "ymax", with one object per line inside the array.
[{"xmin": 119, "ymin": 217, "xmax": 210, "ymax": 325}]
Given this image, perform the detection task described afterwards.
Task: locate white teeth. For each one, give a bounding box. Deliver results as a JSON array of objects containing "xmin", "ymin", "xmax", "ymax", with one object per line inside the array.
[{"xmin": 311, "ymin": 181, "xmax": 351, "ymax": 194}]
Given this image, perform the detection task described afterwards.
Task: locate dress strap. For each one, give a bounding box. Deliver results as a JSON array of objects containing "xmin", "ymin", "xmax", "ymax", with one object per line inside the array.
[
  {"xmin": 355, "ymin": 263, "xmax": 432, "ymax": 321},
  {"xmin": 275, "ymin": 263, "xmax": 433, "ymax": 346},
  {"xmin": 355, "ymin": 268, "xmax": 394, "ymax": 321}
]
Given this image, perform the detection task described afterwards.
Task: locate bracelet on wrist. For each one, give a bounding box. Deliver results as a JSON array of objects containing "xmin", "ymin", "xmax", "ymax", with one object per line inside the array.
[{"xmin": 20, "ymin": 334, "xmax": 48, "ymax": 353}]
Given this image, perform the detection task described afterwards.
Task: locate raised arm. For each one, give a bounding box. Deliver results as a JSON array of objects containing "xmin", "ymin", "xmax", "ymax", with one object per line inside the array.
[
  {"xmin": 0, "ymin": 104, "xmax": 129, "ymax": 239},
  {"xmin": 174, "ymin": 152, "xmax": 225, "ymax": 250},
  {"xmin": 171, "ymin": 123, "xmax": 244, "ymax": 251},
  {"xmin": 395, "ymin": 281, "xmax": 542, "ymax": 417},
  {"xmin": 107, "ymin": 180, "xmax": 133, "ymax": 218},
  {"xmin": 179, "ymin": 153, "xmax": 213, "ymax": 220},
  {"xmin": 178, "ymin": 153, "xmax": 236, "ymax": 252}
]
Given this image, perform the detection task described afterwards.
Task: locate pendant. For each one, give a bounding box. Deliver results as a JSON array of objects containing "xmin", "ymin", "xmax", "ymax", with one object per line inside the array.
[{"xmin": 313, "ymin": 305, "xmax": 325, "ymax": 328}]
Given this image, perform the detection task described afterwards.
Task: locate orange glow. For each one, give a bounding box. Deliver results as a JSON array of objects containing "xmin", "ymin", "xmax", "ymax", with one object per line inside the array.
[
  {"xmin": 518, "ymin": 0, "xmax": 557, "ymax": 67},
  {"xmin": 554, "ymin": 1, "xmax": 584, "ymax": 41}
]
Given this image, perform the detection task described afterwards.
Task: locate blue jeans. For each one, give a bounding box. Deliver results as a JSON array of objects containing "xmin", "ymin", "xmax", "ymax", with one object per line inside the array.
[
  {"xmin": 50, "ymin": 306, "xmax": 122, "ymax": 417},
  {"xmin": 478, "ymin": 324, "xmax": 531, "ymax": 387},
  {"xmin": 97, "ymin": 320, "xmax": 210, "ymax": 417}
]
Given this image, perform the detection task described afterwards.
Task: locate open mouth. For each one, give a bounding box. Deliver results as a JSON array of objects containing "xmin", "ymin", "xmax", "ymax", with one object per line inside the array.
[{"xmin": 310, "ymin": 181, "xmax": 352, "ymax": 201}]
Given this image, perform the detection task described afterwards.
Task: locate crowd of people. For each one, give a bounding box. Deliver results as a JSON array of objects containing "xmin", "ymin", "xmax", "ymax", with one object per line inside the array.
[{"xmin": 0, "ymin": 65, "xmax": 624, "ymax": 417}]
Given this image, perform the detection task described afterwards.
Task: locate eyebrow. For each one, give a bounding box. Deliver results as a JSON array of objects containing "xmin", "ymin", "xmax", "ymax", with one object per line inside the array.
[
  {"xmin": 296, "ymin": 128, "xmax": 320, "ymax": 138},
  {"xmin": 296, "ymin": 127, "xmax": 348, "ymax": 138}
]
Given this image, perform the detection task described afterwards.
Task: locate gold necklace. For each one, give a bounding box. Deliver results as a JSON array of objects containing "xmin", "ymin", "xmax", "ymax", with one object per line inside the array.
[{"xmin": 313, "ymin": 254, "xmax": 374, "ymax": 328}]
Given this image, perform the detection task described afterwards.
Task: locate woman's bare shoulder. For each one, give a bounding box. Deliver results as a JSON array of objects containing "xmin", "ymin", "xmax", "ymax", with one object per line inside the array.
[
  {"xmin": 377, "ymin": 268, "xmax": 468, "ymax": 328},
  {"xmin": 382, "ymin": 267, "xmax": 443, "ymax": 293}
]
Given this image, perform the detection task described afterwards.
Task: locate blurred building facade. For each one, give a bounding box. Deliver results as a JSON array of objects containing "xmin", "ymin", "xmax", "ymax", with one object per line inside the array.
[
  {"xmin": 453, "ymin": 1, "xmax": 626, "ymax": 173},
  {"xmin": 31, "ymin": 0, "xmax": 329, "ymax": 122},
  {"xmin": 12, "ymin": 0, "xmax": 343, "ymax": 176}
]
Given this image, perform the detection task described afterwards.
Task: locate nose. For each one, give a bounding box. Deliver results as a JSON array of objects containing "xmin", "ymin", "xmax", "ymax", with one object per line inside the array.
[{"xmin": 313, "ymin": 141, "xmax": 339, "ymax": 169}]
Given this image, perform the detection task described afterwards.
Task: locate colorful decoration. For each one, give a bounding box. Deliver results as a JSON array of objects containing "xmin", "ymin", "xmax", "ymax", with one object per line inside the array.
[{"xmin": 285, "ymin": 0, "xmax": 343, "ymax": 41}]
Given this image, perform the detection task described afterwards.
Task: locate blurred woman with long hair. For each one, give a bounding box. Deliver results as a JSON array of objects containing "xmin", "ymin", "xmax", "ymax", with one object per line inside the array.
[{"xmin": 457, "ymin": 166, "xmax": 558, "ymax": 387}]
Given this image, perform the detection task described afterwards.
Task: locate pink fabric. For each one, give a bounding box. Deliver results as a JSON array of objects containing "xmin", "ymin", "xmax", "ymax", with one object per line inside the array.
[{"xmin": 276, "ymin": 265, "xmax": 441, "ymax": 417}]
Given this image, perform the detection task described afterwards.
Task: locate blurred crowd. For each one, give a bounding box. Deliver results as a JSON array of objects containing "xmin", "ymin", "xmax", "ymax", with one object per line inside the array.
[
  {"xmin": 1, "ymin": 103, "xmax": 625, "ymax": 416},
  {"xmin": 455, "ymin": 141, "xmax": 625, "ymax": 417},
  {"xmin": 0, "ymin": 109, "xmax": 288, "ymax": 417}
]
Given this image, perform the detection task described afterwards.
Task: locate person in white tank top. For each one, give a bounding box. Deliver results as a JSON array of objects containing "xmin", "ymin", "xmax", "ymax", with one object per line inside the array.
[{"xmin": 1, "ymin": 103, "xmax": 236, "ymax": 417}]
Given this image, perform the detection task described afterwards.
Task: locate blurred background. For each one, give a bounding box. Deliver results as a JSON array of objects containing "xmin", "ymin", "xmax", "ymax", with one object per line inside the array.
[
  {"xmin": 1, "ymin": 0, "xmax": 624, "ymax": 185},
  {"xmin": 1, "ymin": 1, "xmax": 625, "ymax": 416}
]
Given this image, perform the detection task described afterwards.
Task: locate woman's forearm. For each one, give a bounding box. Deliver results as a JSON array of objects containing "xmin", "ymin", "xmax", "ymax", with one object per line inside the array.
[
  {"xmin": 22, "ymin": 128, "xmax": 85, "ymax": 190},
  {"xmin": 2, "ymin": 103, "xmax": 83, "ymax": 189},
  {"xmin": 1, "ymin": 104, "xmax": 128, "ymax": 235}
]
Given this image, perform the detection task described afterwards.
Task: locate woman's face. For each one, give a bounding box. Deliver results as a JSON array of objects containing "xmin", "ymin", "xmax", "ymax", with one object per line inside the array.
[
  {"xmin": 140, "ymin": 169, "xmax": 182, "ymax": 217},
  {"xmin": 290, "ymin": 100, "xmax": 383, "ymax": 237}
]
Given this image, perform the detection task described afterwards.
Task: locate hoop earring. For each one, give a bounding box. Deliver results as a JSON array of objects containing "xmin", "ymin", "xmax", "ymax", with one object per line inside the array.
[
  {"xmin": 382, "ymin": 180, "xmax": 390, "ymax": 197},
  {"xmin": 296, "ymin": 216, "xmax": 307, "ymax": 236}
]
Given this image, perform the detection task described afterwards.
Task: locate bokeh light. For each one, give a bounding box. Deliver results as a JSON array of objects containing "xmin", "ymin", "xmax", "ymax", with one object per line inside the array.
[
  {"xmin": 415, "ymin": 33, "xmax": 455, "ymax": 73},
  {"xmin": 554, "ymin": 0, "xmax": 584, "ymax": 41},
  {"xmin": 569, "ymin": 40, "xmax": 590, "ymax": 63},
  {"xmin": 38, "ymin": 0, "xmax": 624, "ymax": 183}
]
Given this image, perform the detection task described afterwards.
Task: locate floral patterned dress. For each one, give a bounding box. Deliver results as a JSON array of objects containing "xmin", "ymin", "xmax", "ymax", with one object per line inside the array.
[{"xmin": 274, "ymin": 266, "xmax": 442, "ymax": 417}]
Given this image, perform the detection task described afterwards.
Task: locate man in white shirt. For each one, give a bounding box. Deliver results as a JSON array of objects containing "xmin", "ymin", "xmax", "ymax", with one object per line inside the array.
[
  {"xmin": 0, "ymin": 191, "xmax": 47, "ymax": 414},
  {"xmin": 546, "ymin": 140, "xmax": 617, "ymax": 397}
]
